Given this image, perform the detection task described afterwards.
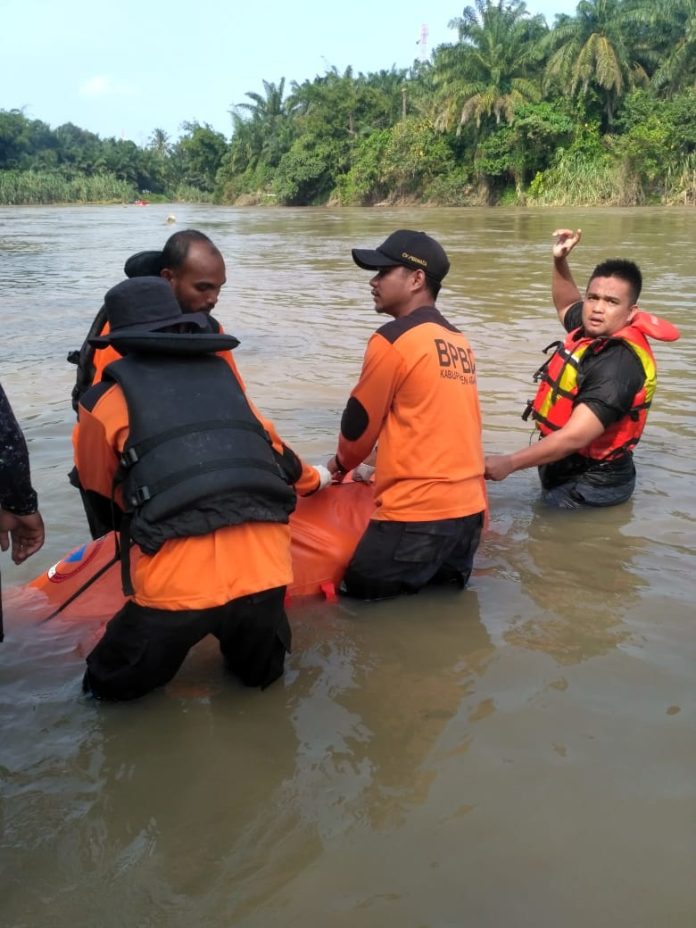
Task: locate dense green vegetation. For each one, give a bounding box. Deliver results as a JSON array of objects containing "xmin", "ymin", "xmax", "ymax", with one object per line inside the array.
[{"xmin": 2, "ymin": 0, "xmax": 695, "ymax": 206}]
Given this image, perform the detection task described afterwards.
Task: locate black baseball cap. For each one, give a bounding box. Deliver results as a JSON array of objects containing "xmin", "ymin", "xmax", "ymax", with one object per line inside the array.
[{"xmin": 352, "ymin": 229, "xmax": 450, "ymax": 283}]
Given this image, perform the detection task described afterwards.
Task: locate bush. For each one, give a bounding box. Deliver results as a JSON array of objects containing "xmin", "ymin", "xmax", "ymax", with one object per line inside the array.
[
  {"xmin": 423, "ymin": 167, "xmax": 474, "ymax": 205},
  {"xmin": 0, "ymin": 170, "xmax": 135, "ymax": 204}
]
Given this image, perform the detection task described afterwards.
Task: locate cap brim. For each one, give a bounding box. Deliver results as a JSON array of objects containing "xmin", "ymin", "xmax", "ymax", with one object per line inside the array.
[{"xmin": 351, "ymin": 248, "xmax": 402, "ymax": 271}]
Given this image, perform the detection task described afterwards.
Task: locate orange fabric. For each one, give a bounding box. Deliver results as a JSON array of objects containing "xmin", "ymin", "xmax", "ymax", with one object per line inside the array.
[
  {"xmin": 71, "ymin": 322, "xmax": 121, "ymax": 460},
  {"xmin": 10, "ymin": 479, "xmax": 376, "ymax": 638},
  {"xmin": 76, "ymin": 360, "xmax": 319, "ymax": 610},
  {"xmin": 92, "ymin": 323, "xmax": 121, "ymax": 386},
  {"xmin": 337, "ymin": 309, "xmax": 486, "ymax": 522}
]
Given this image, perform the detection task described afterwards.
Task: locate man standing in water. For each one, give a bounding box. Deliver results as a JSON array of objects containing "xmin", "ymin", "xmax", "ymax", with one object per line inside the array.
[
  {"xmin": 70, "ymin": 229, "xmax": 229, "ymax": 538},
  {"xmin": 76, "ymin": 277, "xmax": 330, "ymax": 700},
  {"xmin": 327, "ymin": 229, "xmax": 486, "ymax": 599},
  {"xmin": 485, "ymin": 229, "xmax": 679, "ymax": 508}
]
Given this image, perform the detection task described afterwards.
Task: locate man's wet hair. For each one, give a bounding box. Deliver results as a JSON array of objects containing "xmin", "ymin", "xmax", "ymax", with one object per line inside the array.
[
  {"xmin": 589, "ymin": 259, "xmax": 642, "ymax": 303},
  {"xmin": 162, "ymin": 229, "xmax": 222, "ymax": 270}
]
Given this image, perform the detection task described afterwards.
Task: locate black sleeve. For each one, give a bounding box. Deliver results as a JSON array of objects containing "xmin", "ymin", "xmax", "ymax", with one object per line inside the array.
[
  {"xmin": 576, "ymin": 345, "xmax": 646, "ymax": 428},
  {"xmin": 68, "ymin": 303, "xmax": 109, "ymax": 414},
  {"xmin": 563, "ymin": 302, "xmax": 583, "ymax": 333},
  {"xmin": 0, "ymin": 383, "xmax": 38, "ymax": 514},
  {"xmin": 273, "ymin": 442, "xmax": 302, "ymax": 484}
]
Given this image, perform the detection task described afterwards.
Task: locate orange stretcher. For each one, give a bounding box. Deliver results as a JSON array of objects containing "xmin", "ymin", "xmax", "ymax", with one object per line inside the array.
[{"xmin": 3, "ymin": 478, "xmax": 376, "ymax": 637}]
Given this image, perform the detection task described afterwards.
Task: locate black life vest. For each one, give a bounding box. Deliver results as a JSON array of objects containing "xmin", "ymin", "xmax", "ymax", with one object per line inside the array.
[
  {"xmin": 69, "ymin": 306, "xmax": 224, "ymax": 413},
  {"xmin": 68, "ymin": 304, "xmax": 109, "ymax": 413},
  {"xmin": 105, "ymin": 352, "xmax": 296, "ymax": 567}
]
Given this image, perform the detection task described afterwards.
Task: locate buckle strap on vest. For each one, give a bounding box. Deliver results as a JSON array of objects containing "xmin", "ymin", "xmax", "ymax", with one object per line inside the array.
[
  {"xmin": 531, "ymin": 340, "xmax": 563, "ymax": 382},
  {"xmin": 121, "ymin": 418, "xmax": 268, "ymax": 467},
  {"xmin": 127, "ymin": 457, "xmax": 283, "ymax": 508},
  {"xmin": 119, "ymin": 514, "xmax": 135, "ymax": 596}
]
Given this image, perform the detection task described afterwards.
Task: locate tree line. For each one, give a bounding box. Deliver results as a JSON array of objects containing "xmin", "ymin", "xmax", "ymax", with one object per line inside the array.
[{"xmin": 2, "ymin": 0, "xmax": 695, "ymax": 207}]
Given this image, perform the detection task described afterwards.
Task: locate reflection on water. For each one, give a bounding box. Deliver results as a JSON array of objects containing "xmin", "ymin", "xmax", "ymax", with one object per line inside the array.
[
  {"xmin": 495, "ymin": 502, "xmax": 647, "ymax": 663},
  {"xmin": 1, "ymin": 205, "xmax": 694, "ymax": 927}
]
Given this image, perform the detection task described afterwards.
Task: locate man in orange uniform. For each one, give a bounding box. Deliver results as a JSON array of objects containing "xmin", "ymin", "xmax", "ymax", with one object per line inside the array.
[
  {"xmin": 77, "ymin": 277, "xmax": 329, "ymax": 700},
  {"xmin": 327, "ymin": 230, "xmax": 486, "ymax": 599},
  {"xmin": 485, "ymin": 229, "xmax": 678, "ymax": 508},
  {"xmin": 71, "ymin": 230, "xmax": 229, "ymax": 539}
]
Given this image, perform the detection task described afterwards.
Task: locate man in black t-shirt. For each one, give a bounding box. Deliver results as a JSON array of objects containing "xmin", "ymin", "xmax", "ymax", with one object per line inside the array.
[{"xmin": 485, "ymin": 229, "xmax": 649, "ymax": 509}]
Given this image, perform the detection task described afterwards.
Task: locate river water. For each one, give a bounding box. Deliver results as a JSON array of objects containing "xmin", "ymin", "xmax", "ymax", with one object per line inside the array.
[{"xmin": 1, "ymin": 204, "xmax": 694, "ymax": 927}]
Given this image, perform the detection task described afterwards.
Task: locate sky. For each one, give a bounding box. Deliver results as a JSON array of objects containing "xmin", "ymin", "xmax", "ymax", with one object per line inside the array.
[{"xmin": 3, "ymin": 0, "xmax": 580, "ymax": 146}]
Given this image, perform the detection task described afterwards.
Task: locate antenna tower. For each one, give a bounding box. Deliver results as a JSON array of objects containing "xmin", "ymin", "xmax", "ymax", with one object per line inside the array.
[{"xmin": 418, "ymin": 23, "xmax": 429, "ymax": 62}]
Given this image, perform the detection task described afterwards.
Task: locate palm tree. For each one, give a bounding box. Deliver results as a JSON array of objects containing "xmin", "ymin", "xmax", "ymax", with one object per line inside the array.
[
  {"xmin": 648, "ymin": 0, "xmax": 696, "ymax": 94},
  {"xmin": 230, "ymin": 79, "xmax": 292, "ymax": 169},
  {"xmin": 148, "ymin": 128, "xmax": 171, "ymax": 158},
  {"xmin": 543, "ymin": 0, "xmax": 651, "ymax": 127},
  {"xmin": 432, "ymin": 0, "xmax": 547, "ymax": 133}
]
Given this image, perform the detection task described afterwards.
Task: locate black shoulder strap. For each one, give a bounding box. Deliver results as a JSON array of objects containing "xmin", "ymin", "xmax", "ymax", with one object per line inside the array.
[{"xmin": 69, "ymin": 304, "xmax": 110, "ymax": 413}]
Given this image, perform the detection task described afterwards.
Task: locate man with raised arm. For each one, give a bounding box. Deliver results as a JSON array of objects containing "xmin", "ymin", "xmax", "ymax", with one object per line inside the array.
[{"xmin": 485, "ymin": 229, "xmax": 679, "ymax": 509}]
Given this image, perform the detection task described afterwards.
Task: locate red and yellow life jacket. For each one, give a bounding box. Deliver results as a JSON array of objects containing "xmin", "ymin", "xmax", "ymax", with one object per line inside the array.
[{"xmin": 528, "ymin": 312, "xmax": 679, "ymax": 462}]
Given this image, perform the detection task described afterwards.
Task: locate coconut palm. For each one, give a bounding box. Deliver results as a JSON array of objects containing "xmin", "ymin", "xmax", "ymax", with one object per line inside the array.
[
  {"xmin": 230, "ymin": 79, "xmax": 293, "ymax": 169},
  {"xmin": 543, "ymin": 0, "xmax": 651, "ymax": 126},
  {"xmin": 148, "ymin": 128, "xmax": 171, "ymax": 158},
  {"xmin": 432, "ymin": 0, "xmax": 547, "ymax": 133},
  {"xmin": 648, "ymin": 0, "xmax": 696, "ymax": 94}
]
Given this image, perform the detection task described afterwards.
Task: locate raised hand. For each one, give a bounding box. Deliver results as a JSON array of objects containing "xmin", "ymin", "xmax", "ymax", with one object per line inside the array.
[{"xmin": 552, "ymin": 228, "xmax": 582, "ymax": 260}]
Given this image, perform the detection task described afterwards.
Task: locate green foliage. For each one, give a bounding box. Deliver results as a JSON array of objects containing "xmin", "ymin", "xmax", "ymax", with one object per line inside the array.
[
  {"xmin": 169, "ymin": 183, "xmax": 215, "ymax": 203},
  {"xmin": 335, "ymin": 130, "xmax": 391, "ymax": 205},
  {"xmin": 527, "ymin": 123, "xmax": 642, "ymax": 204},
  {"xmin": 336, "ymin": 119, "xmax": 453, "ymax": 205},
  {"xmin": 172, "ymin": 122, "xmax": 228, "ymax": 193},
  {"xmin": 649, "ymin": 0, "xmax": 696, "ymax": 95},
  {"xmin": 0, "ymin": 109, "xmax": 56, "ymax": 169},
  {"xmin": 0, "ymin": 169, "xmax": 135, "ymax": 204},
  {"xmin": 273, "ymin": 137, "xmax": 339, "ymax": 205},
  {"xmin": 473, "ymin": 100, "xmax": 574, "ymax": 198},
  {"xmin": 542, "ymin": 0, "xmax": 652, "ymax": 128},
  {"xmin": 664, "ymin": 152, "xmax": 696, "ymax": 204},
  {"xmin": 2, "ymin": 2, "xmax": 696, "ymax": 208},
  {"xmin": 433, "ymin": 0, "xmax": 547, "ymax": 133},
  {"xmin": 424, "ymin": 167, "xmax": 475, "ymax": 205}
]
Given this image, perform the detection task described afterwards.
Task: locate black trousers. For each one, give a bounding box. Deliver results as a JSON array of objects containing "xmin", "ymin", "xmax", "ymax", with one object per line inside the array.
[
  {"xmin": 342, "ymin": 512, "xmax": 484, "ymax": 600},
  {"xmin": 83, "ymin": 586, "xmax": 290, "ymax": 701},
  {"xmin": 539, "ymin": 453, "xmax": 636, "ymax": 509}
]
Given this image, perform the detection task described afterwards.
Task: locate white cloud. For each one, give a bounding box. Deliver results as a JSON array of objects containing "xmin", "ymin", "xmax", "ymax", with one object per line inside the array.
[{"xmin": 78, "ymin": 75, "xmax": 138, "ymax": 98}]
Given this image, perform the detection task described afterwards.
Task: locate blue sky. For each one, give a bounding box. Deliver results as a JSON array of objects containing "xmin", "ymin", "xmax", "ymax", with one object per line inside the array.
[{"xmin": 4, "ymin": 0, "xmax": 579, "ymax": 145}]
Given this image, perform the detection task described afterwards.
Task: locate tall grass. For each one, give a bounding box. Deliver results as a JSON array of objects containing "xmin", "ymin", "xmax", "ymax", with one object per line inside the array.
[
  {"xmin": 528, "ymin": 151, "xmax": 645, "ymax": 207},
  {"xmin": 0, "ymin": 171, "xmax": 136, "ymax": 205},
  {"xmin": 170, "ymin": 184, "xmax": 215, "ymax": 203},
  {"xmin": 664, "ymin": 153, "xmax": 696, "ymax": 205}
]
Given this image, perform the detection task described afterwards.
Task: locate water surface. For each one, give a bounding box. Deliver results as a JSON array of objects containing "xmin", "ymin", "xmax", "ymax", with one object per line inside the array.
[{"xmin": 1, "ymin": 204, "xmax": 694, "ymax": 927}]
